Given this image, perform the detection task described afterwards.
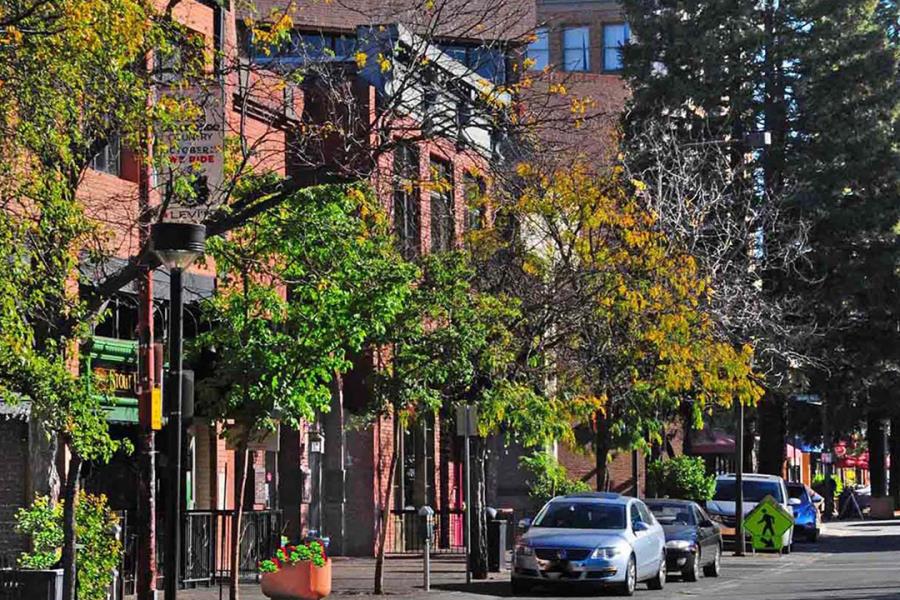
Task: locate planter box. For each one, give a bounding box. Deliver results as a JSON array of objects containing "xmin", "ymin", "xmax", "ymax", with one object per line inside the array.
[
  {"xmin": 0, "ymin": 568, "xmax": 63, "ymax": 600},
  {"xmin": 260, "ymin": 560, "xmax": 331, "ymax": 600}
]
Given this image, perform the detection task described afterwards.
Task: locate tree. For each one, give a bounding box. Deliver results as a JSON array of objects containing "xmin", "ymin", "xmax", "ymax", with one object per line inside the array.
[
  {"xmin": 0, "ymin": 2, "xmax": 202, "ymax": 597},
  {"xmin": 620, "ymin": 0, "xmax": 899, "ymax": 477},
  {"xmin": 193, "ymin": 182, "xmax": 414, "ymax": 600},
  {"xmin": 490, "ymin": 162, "xmax": 764, "ymax": 488},
  {"xmin": 365, "ymin": 248, "xmax": 598, "ymax": 586}
]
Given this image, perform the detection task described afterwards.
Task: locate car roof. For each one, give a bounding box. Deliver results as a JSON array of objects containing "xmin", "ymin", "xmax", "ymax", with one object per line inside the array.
[
  {"xmin": 716, "ymin": 473, "xmax": 784, "ymax": 482},
  {"xmin": 552, "ymin": 492, "xmax": 631, "ymax": 505},
  {"xmin": 644, "ymin": 498, "xmax": 696, "ymax": 507}
]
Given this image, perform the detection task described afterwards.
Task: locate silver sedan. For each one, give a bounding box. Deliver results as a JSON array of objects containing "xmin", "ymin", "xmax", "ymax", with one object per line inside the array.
[{"xmin": 512, "ymin": 492, "xmax": 667, "ymax": 596}]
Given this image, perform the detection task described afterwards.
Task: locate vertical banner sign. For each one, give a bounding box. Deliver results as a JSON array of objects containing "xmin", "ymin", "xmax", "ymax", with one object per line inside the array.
[{"xmin": 157, "ymin": 84, "xmax": 225, "ymax": 224}]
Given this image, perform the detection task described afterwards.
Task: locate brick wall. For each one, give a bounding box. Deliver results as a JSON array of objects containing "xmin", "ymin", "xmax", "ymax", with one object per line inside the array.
[{"xmin": 536, "ymin": 0, "xmax": 625, "ymax": 75}]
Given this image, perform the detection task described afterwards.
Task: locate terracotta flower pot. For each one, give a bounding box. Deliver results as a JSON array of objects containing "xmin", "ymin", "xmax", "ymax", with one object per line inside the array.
[{"xmin": 260, "ymin": 559, "xmax": 332, "ymax": 600}]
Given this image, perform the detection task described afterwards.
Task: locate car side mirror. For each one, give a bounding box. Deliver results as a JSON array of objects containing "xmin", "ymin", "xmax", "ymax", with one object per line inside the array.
[
  {"xmin": 518, "ymin": 518, "xmax": 532, "ymax": 531},
  {"xmin": 633, "ymin": 521, "xmax": 650, "ymax": 533},
  {"xmin": 788, "ymin": 498, "xmax": 802, "ymax": 507}
]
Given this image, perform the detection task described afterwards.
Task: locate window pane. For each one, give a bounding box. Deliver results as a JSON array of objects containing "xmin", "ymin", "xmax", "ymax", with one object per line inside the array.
[
  {"xmin": 91, "ymin": 133, "xmax": 120, "ymax": 177},
  {"xmin": 464, "ymin": 174, "xmax": 485, "ymax": 231},
  {"xmin": 471, "ymin": 47, "xmax": 506, "ymax": 84},
  {"xmin": 441, "ymin": 44, "xmax": 469, "ymax": 64},
  {"xmin": 603, "ymin": 23, "xmax": 630, "ymax": 71},
  {"xmin": 394, "ymin": 143, "xmax": 420, "ymax": 259},
  {"xmin": 526, "ymin": 28, "xmax": 549, "ymax": 71},
  {"xmin": 333, "ymin": 35, "xmax": 356, "ymax": 59},
  {"xmin": 563, "ymin": 27, "xmax": 589, "ymax": 71},
  {"xmin": 429, "ymin": 159, "xmax": 454, "ymax": 253}
]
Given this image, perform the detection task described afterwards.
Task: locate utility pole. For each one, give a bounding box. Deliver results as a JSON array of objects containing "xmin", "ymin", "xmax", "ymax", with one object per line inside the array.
[
  {"xmin": 136, "ymin": 45, "xmax": 158, "ymax": 599},
  {"xmin": 734, "ymin": 399, "xmax": 746, "ymax": 556}
]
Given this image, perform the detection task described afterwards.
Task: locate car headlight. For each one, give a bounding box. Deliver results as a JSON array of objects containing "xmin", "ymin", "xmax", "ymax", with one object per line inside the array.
[
  {"xmin": 665, "ymin": 540, "xmax": 695, "ymax": 551},
  {"xmin": 589, "ymin": 547, "xmax": 622, "ymax": 560},
  {"xmin": 515, "ymin": 544, "xmax": 534, "ymax": 557}
]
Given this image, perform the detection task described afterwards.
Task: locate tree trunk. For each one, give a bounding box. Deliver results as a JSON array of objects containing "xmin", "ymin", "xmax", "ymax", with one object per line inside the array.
[
  {"xmin": 470, "ymin": 438, "xmax": 489, "ymax": 579},
  {"xmin": 595, "ymin": 410, "xmax": 611, "ymax": 491},
  {"xmin": 757, "ymin": 393, "xmax": 785, "ymax": 476},
  {"xmin": 890, "ymin": 416, "xmax": 900, "ymax": 505},
  {"xmin": 61, "ymin": 446, "xmax": 82, "ymax": 600},
  {"xmin": 867, "ymin": 414, "xmax": 887, "ymax": 498},
  {"xmin": 230, "ymin": 441, "xmax": 249, "ymax": 600},
  {"xmin": 373, "ymin": 434, "xmax": 399, "ymax": 595}
]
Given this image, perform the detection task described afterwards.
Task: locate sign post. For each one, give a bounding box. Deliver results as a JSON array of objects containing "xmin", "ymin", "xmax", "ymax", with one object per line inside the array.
[
  {"xmin": 456, "ymin": 404, "xmax": 478, "ymax": 584},
  {"xmin": 742, "ymin": 496, "xmax": 794, "ymax": 552}
]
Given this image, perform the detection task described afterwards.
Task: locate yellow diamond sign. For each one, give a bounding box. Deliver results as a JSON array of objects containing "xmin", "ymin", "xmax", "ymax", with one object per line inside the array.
[{"xmin": 743, "ymin": 495, "xmax": 794, "ymax": 551}]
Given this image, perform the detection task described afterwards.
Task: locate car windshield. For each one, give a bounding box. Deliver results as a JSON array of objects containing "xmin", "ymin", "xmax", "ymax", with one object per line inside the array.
[
  {"xmin": 532, "ymin": 502, "xmax": 626, "ymax": 530},
  {"xmin": 713, "ymin": 480, "xmax": 784, "ymax": 503},
  {"xmin": 647, "ymin": 504, "xmax": 695, "ymax": 526}
]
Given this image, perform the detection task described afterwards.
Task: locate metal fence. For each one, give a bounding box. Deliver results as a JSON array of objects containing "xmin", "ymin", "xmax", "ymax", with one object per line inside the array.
[
  {"xmin": 117, "ymin": 509, "xmax": 282, "ymax": 595},
  {"xmin": 388, "ymin": 508, "xmax": 522, "ymax": 555}
]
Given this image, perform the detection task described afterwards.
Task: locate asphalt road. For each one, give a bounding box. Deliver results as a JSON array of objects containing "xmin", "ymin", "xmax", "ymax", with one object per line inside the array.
[
  {"xmin": 178, "ymin": 520, "xmax": 900, "ymax": 600},
  {"xmin": 424, "ymin": 520, "xmax": 900, "ymax": 600}
]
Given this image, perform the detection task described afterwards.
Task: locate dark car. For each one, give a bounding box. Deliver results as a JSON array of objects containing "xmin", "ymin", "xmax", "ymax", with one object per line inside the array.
[
  {"xmin": 645, "ymin": 499, "xmax": 722, "ymax": 582},
  {"xmin": 786, "ymin": 482, "xmax": 822, "ymax": 542}
]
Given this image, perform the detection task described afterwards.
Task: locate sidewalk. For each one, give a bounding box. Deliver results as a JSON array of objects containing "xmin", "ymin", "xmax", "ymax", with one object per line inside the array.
[{"xmin": 176, "ymin": 555, "xmax": 510, "ymax": 600}]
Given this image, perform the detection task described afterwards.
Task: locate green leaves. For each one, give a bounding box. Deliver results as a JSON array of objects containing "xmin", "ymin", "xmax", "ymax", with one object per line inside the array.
[
  {"xmin": 194, "ymin": 183, "xmax": 415, "ymax": 440},
  {"xmin": 15, "ymin": 493, "xmax": 122, "ymax": 600},
  {"xmin": 646, "ymin": 456, "xmax": 716, "ymax": 503},
  {"xmin": 519, "ymin": 451, "xmax": 590, "ymax": 505}
]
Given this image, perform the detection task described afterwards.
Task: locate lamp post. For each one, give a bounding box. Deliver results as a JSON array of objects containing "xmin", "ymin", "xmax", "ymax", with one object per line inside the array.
[
  {"xmin": 308, "ymin": 427, "xmax": 325, "ymax": 538},
  {"xmin": 152, "ymin": 222, "xmax": 206, "ymax": 600}
]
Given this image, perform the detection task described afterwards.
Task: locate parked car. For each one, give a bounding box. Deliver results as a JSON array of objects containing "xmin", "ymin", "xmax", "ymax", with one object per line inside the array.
[
  {"xmin": 705, "ymin": 473, "xmax": 797, "ymax": 552},
  {"xmin": 786, "ymin": 482, "xmax": 822, "ymax": 542},
  {"xmin": 512, "ymin": 492, "xmax": 666, "ymax": 596},
  {"xmin": 645, "ymin": 499, "xmax": 722, "ymax": 581}
]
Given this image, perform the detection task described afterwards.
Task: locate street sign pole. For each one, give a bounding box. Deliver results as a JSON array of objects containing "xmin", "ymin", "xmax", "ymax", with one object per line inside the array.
[
  {"xmin": 464, "ymin": 406, "xmax": 472, "ymax": 585},
  {"xmin": 735, "ymin": 399, "xmax": 745, "ymax": 556}
]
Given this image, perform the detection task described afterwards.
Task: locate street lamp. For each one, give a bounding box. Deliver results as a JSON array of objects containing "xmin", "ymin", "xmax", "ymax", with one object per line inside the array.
[
  {"xmin": 307, "ymin": 428, "xmax": 325, "ymax": 538},
  {"xmin": 152, "ymin": 222, "xmax": 205, "ymax": 600}
]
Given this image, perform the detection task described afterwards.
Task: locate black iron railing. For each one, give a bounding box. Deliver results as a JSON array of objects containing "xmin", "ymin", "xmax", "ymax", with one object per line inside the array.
[{"xmin": 117, "ymin": 509, "xmax": 282, "ymax": 594}]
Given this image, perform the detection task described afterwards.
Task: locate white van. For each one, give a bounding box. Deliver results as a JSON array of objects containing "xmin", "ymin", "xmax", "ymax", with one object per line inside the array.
[{"xmin": 705, "ymin": 473, "xmax": 797, "ymax": 552}]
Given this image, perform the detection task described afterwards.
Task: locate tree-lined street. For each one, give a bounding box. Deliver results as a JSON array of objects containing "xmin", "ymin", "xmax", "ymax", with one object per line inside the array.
[
  {"xmin": 172, "ymin": 523, "xmax": 900, "ymax": 600},
  {"xmin": 0, "ymin": 0, "xmax": 897, "ymax": 598}
]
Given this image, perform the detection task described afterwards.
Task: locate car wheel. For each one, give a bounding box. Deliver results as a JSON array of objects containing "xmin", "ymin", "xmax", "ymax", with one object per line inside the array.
[
  {"xmin": 782, "ymin": 542, "xmax": 792, "ymax": 555},
  {"xmin": 702, "ymin": 545, "xmax": 721, "ymax": 578},
  {"xmin": 616, "ymin": 555, "xmax": 637, "ymax": 596},
  {"xmin": 647, "ymin": 553, "xmax": 666, "ymax": 590},
  {"xmin": 683, "ymin": 550, "xmax": 700, "ymax": 582},
  {"xmin": 510, "ymin": 578, "xmax": 532, "ymax": 596}
]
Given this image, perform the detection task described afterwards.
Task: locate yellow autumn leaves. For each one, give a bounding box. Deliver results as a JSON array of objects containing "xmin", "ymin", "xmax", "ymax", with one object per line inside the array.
[{"xmin": 514, "ymin": 162, "xmax": 764, "ymax": 413}]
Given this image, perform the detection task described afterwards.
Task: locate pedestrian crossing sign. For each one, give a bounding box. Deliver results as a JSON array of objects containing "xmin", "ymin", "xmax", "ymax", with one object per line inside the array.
[{"xmin": 743, "ymin": 495, "xmax": 794, "ymax": 551}]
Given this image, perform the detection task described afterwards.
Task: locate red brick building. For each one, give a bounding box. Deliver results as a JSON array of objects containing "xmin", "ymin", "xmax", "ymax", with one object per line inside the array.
[{"xmin": 2, "ymin": 0, "xmax": 531, "ymax": 572}]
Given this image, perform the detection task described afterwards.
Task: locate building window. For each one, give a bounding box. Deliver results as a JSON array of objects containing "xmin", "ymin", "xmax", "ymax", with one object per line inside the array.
[
  {"xmin": 250, "ymin": 30, "xmax": 357, "ymax": 66},
  {"xmin": 437, "ymin": 43, "xmax": 508, "ymax": 84},
  {"xmin": 463, "ymin": 174, "xmax": 486, "ymax": 231},
  {"xmin": 91, "ymin": 133, "xmax": 121, "ymax": 177},
  {"xmin": 563, "ymin": 27, "xmax": 590, "ymax": 72},
  {"xmin": 603, "ymin": 23, "xmax": 630, "ymax": 72},
  {"xmin": 527, "ymin": 28, "xmax": 549, "ymax": 71},
  {"xmin": 394, "ymin": 142, "xmax": 421, "ymax": 260},
  {"xmin": 429, "ymin": 158, "xmax": 454, "ymax": 253}
]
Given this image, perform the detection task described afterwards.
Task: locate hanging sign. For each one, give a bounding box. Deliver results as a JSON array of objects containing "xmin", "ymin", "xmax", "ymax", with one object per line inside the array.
[{"xmin": 157, "ymin": 84, "xmax": 225, "ymax": 224}]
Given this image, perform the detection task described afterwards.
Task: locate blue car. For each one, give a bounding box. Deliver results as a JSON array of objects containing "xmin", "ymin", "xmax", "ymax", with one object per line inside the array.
[
  {"xmin": 786, "ymin": 482, "xmax": 822, "ymax": 542},
  {"xmin": 512, "ymin": 492, "xmax": 667, "ymax": 596}
]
